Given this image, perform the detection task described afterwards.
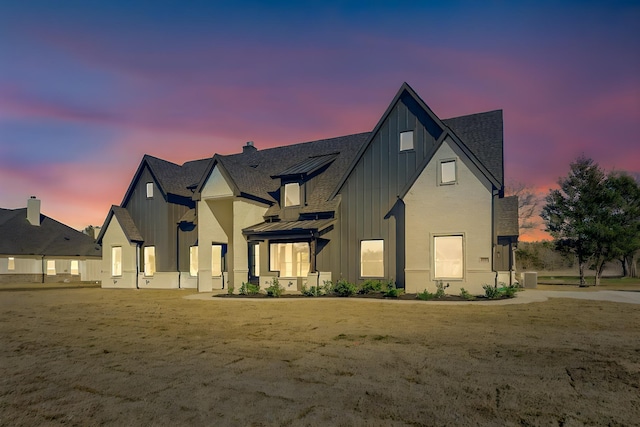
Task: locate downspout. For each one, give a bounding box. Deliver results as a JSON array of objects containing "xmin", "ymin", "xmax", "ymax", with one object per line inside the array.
[
  {"xmin": 176, "ymin": 223, "xmax": 181, "ymax": 288},
  {"xmin": 41, "ymin": 255, "xmax": 45, "ymax": 283},
  {"xmin": 135, "ymin": 244, "xmax": 140, "ymax": 289}
]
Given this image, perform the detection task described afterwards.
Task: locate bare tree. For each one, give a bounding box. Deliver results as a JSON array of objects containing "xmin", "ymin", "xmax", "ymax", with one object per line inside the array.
[{"xmin": 505, "ymin": 182, "xmax": 540, "ymax": 237}]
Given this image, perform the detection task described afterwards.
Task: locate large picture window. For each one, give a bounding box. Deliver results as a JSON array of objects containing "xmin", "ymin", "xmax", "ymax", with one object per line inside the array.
[
  {"xmin": 434, "ymin": 235, "xmax": 463, "ymax": 279},
  {"xmin": 361, "ymin": 240, "xmax": 384, "ymax": 277},
  {"xmin": 189, "ymin": 246, "xmax": 198, "ymax": 276},
  {"xmin": 144, "ymin": 246, "xmax": 156, "ymax": 276},
  {"xmin": 112, "ymin": 247, "xmax": 122, "ymax": 276},
  {"xmin": 270, "ymin": 242, "xmax": 309, "ymax": 277},
  {"xmin": 212, "ymin": 244, "xmax": 226, "ymax": 277}
]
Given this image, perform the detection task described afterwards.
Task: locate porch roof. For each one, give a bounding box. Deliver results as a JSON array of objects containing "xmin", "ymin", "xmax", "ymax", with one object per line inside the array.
[{"xmin": 243, "ymin": 219, "xmax": 334, "ymax": 239}]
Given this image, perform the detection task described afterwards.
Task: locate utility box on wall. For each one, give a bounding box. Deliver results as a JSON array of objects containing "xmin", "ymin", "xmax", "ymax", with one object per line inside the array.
[{"xmin": 523, "ymin": 272, "xmax": 537, "ymax": 289}]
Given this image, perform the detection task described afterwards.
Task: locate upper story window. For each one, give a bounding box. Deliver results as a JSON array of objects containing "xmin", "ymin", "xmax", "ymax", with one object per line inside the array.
[
  {"xmin": 439, "ymin": 159, "xmax": 457, "ymax": 185},
  {"xmin": 400, "ymin": 131, "xmax": 414, "ymax": 151},
  {"xmin": 146, "ymin": 182, "xmax": 154, "ymax": 198},
  {"xmin": 284, "ymin": 182, "xmax": 300, "ymax": 207}
]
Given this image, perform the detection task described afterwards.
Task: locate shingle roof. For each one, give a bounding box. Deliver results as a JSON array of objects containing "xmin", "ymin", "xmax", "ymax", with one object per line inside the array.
[
  {"xmin": 145, "ymin": 155, "xmax": 211, "ymax": 198},
  {"xmin": 443, "ymin": 110, "xmax": 503, "ymax": 185},
  {"xmin": 0, "ymin": 208, "xmax": 101, "ymax": 257},
  {"xmin": 212, "ymin": 133, "xmax": 370, "ymax": 214},
  {"xmin": 96, "ymin": 205, "xmax": 144, "ymax": 244},
  {"xmin": 495, "ymin": 196, "xmax": 519, "ymax": 237}
]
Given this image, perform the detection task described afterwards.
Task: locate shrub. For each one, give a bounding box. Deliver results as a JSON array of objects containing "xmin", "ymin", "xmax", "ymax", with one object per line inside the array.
[
  {"xmin": 501, "ymin": 283, "xmax": 521, "ymax": 298},
  {"xmin": 435, "ymin": 281, "xmax": 449, "ymax": 298},
  {"xmin": 238, "ymin": 282, "xmax": 247, "ymax": 295},
  {"xmin": 227, "ymin": 284, "xmax": 235, "ymax": 295},
  {"xmin": 332, "ymin": 279, "xmax": 357, "ymax": 297},
  {"xmin": 459, "ymin": 287, "xmax": 475, "ymax": 300},
  {"xmin": 265, "ymin": 278, "xmax": 284, "ymax": 297},
  {"xmin": 246, "ymin": 283, "xmax": 261, "ymax": 295},
  {"xmin": 358, "ymin": 279, "xmax": 383, "ymax": 294},
  {"xmin": 417, "ymin": 289, "xmax": 436, "ymax": 301},
  {"xmin": 382, "ymin": 281, "xmax": 402, "ymax": 298},
  {"xmin": 483, "ymin": 284, "xmax": 501, "ymax": 299}
]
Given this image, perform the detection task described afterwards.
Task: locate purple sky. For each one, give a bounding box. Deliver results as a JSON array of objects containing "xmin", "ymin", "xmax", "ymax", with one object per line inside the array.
[{"xmin": 1, "ymin": 1, "xmax": 638, "ymax": 240}]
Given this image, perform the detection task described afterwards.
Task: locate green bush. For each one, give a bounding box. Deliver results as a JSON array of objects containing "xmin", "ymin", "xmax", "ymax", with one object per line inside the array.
[
  {"xmin": 435, "ymin": 281, "xmax": 449, "ymax": 298},
  {"xmin": 246, "ymin": 283, "xmax": 261, "ymax": 295},
  {"xmin": 332, "ymin": 279, "xmax": 357, "ymax": 297},
  {"xmin": 227, "ymin": 284, "xmax": 235, "ymax": 295},
  {"xmin": 459, "ymin": 287, "xmax": 475, "ymax": 300},
  {"xmin": 483, "ymin": 284, "xmax": 501, "ymax": 299},
  {"xmin": 382, "ymin": 281, "xmax": 402, "ymax": 298},
  {"xmin": 501, "ymin": 283, "xmax": 520, "ymax": 298},
  {"xmin": 417, "ymin": 289, "xmax": 436, "ymax": 300},
  {"xmin": 239, "ymin": 282, "xmax": 247, "ymax": 295},
  {"xmin": 265, "ymin": 278, "xmax": 284, "ymax": 297},
  {"xmin": 358, "ymin": 279, "xmax": 383, "ymax": 294},
  {"xmin": 301, "ymin": 283, "xmax": 325, "ymax": 297}
]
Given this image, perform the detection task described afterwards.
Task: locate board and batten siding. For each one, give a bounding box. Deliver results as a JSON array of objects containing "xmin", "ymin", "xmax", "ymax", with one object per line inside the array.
[
  {"xmin": 336, "ymin": 93, "xmax": 443, "ymax": 287},
  {"xmin": 404, "ymin": 138, "xmax": 495, "ymax": 295}
]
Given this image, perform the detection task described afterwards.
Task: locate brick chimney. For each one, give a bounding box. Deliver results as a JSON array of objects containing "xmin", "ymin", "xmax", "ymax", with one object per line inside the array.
[
  {"xmin": 243, "ymin": 141, "xmax": 257, "ymax": 154},
  {"xmin": 27, "ymin": 196, "xmax": 41, "ymax": 226}
]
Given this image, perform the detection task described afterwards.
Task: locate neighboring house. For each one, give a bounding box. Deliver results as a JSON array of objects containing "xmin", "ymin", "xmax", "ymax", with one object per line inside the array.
[
  {"xmin": 99, "ymin": 83, "xmax": 518, "ymax": 294},
  {"xmin": 0, "ymin": 197, "xmax": 102, "ymax": 283},
  {"xmin": 97, "ymin": 155, "xmax": 211, "ymax": 288}
]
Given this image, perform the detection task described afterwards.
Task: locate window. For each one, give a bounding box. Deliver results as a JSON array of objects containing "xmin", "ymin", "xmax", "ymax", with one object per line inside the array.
[
  {"xmin": 46, "ymin": 260, "xmax": 56, "ymax": 276},
  {"xmin": 440, "ymin": 160, "xmax": 456, "ymax": 184},
  {"xmin": 270, "ymin": 242, "xmax": 309, "ymax": 277},
  {"xmin": 144, "ymin": 246, "xmax": 156, "ymax": 276},
  {"xmin": 360, "ymin": 240, "xmax": 384, "ymax": 277},
  {"xmin": 284, "ymin": 183, "xmax": 300, "ymax": 207},
  {"xmin": 434, "ymin": 235, "xmax": 463, "ymax": 279},
  {"xmin": 146, "ymin": 182, "xmax": 153, "ymax": 198},
  {"xmin": 212, "ymin": 244, "xmax": 226, "ymax": 277},
  {"xmin": 70, "ymin": 260, "xmax": 79, "ymax": 275},
  {"xmin": 189, "ymin": 246, "xmax": 198, "ymax": 276},
  {"xmin": 8, "ymin": 257, "xmax": 15, "ymax": 271},
  {"xmin": 249, "ymin": 243, "xmax": 260, "ymax": 278},
  {"xmin": 400, "ymin": 131, "xmax": 414, "ymax": 151},
  {"xmin": 112, "ymin": 247, "xmax": 122, "ymax": 276}
]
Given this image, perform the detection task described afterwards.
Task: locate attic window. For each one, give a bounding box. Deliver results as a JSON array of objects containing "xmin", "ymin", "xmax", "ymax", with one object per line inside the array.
[
  {"xmin": 284, "ymin": 183, "xmax": 300, "ymax": 207},
  {"xmin": 400, "ymin": 131, "xmax": 414, "ymax": 151},
  {"xmin": 146, "ymin": 182, "xmax": 153, "ymax": 198},
  {"xmin": 440, "ymin": 159, "xmax": 457, "ymax": 185}
]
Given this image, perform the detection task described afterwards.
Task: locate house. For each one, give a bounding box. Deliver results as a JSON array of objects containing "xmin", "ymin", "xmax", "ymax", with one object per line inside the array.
[
  {"xmin": 99, "ymin": 83, "xmax": 518, "ymax": 294},
  {"xmin": 0, "ymin": 197, "xmax": 102, "ymax": 283},
  {"xmin": 97, "ymin": 155, "xmax": 211, "ymax": 288}
]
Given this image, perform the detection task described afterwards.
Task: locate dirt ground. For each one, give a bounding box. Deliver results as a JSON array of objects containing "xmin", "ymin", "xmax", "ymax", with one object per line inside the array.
[{"xmin": 1, "ymin": 285, "xmax": 639, "ymax": 426}]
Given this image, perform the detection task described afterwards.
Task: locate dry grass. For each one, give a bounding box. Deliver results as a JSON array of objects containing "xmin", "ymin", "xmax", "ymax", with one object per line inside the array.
[{"xmin": 1, "ymin": 286, "xmax": 639, "ymax": 426}]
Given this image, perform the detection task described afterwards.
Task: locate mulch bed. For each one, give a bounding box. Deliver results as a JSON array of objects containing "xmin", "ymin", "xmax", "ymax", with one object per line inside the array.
[{"xmin": 214, "ymin": 292, "xmax": 510, "ymax": 301}]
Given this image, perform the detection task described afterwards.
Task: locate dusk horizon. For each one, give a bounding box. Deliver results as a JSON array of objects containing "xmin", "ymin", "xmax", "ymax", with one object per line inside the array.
[{"xmin": 1, "ymin": 1, "xmax": 638, "ymax": 242}]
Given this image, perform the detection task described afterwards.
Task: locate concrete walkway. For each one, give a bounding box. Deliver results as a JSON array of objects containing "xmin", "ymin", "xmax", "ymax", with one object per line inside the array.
[{"xmin": 184, "ymin": 289, "xmax": 640, "ymax": 305}]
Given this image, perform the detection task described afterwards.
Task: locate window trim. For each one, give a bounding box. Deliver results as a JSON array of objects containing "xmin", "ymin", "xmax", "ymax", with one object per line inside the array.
[
  {"xmin": 143, "ymin": 246, "xmax": 156, "ymax": 277},
  {"xmin": 211, "ymin": 243, "xmax": 226, "ymax": 277},
  {"xmin": 433, "ymin": 234, "xmax": 464, "ymax": 280},
  {"xmin": 146, "ymin": 182, "xmax": 154, "ymax": 198},
  {"xmin": 439, "ymin": 159, "xmax": 457, "ymax": 185},
  {"xmin": 399, "ymin": 130, "xmax": 414, "ymax": 152},
  {"xmin": 360, "ymin": 239, "xmax": 384, "ymax": 278},
  {"xmin": 269, "ymin": 241, "xmax": 310, "ymax": 278}
]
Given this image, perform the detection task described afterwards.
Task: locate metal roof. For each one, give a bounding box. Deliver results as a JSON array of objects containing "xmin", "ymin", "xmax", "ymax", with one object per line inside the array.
[
  {"xmin": 271, "ymin": 153, "xmax": 338, "ymax": 178},
  {"xmin": 243, "ymin": 219, "xmax": 334, "ymax": 236}
]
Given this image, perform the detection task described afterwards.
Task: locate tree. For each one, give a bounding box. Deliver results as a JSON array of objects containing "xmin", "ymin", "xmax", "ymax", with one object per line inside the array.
[
  {"xmin": 541, "ymin": 156, "xmax": 609, "ymax": 285},
  {"xmin": 505, "ymin": 182, "xmax": 540, "ymax": 237},
  {"xmin": 605, "ymin": 172, "xmax": 640, "ymax": 278}
]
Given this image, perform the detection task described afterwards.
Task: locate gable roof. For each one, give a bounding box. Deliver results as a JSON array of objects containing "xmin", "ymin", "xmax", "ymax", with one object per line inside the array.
[
  {"xmin": 195, "ymin": 133, "xmax": 370, "ymax": 214},
  {"xmin": 333, "ymin": 82, "xmax": 504, "ymax": 199},
  {"xmin": 121, "ymin": 155, "xmax": 211, "ymax": 206},
  {"xmin": 443, "ymin": 110, "xmax": 503, "ymax": 185},
  {"xmin": 0, "ymin": 208, "xmax": 101, "ymax": 257},
  {"xmin": 96, "ymin": 205, "xmax": 144, "ymax": 244}
]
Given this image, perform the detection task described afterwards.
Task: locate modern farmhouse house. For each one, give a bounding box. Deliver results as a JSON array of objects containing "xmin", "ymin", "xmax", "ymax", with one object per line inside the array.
[
  {"xmin": 0, "ymin": 197, "xmax": 102, "ymax": 283},
  {"xmin": 99, "ymin": 83, "xmax": 518, "ymax": 294}
]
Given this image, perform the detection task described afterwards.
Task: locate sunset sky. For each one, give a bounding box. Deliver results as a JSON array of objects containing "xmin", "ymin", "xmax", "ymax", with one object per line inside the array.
[{"xmin": 1, "ymin": 1, "xmax": 638, "ymax": 241}]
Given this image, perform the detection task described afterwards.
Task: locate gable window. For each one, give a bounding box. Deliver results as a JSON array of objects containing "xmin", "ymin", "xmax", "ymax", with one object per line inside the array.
[
  {"xmin": 46, "ymin": 260, "xmax": 56, "ymax": 276},
  {"xmin": 270, "ymin": 242, "xmax": 309, "ymax": 277},
  {"xmin": 361, "ymin": 240, "xmax": 384, "ymax": 277},
  {"xmin": 440, "ymin": 160, "xmax": 457, "ymax": 185},
  {"xmin": 434, "ymin": 235, "xmax": 463, "ymax": 279},
  {"xmin": 212, "ymin": 244, "xmax": 227, "ymax": 277},
  {"xmin": 112, "ymin": 247, "xmax": 122, "ymax": 276},
  {"xmin": 400, "ymin": 131, "xmax": 414, "ymax": 151},
  {"xmin": 146, "ymin": 182, "xmax": 154, "ymax": 198},
  {"xmin": 284, "ymin": 183, "xmax": 300, "ymax": 207},
  {"xmin": 70, "ymin": 260, "xmax": 79, "ymax": 275},
  {"xmin": 189, "ymin": 246, "xmax": 198, "ymax": 276},
  {"xmin": 144, "ymin": 246, "xmax": 156, "ymax": 276},
  {"xmin": 8, "ymin": 257, "xmax": 15, "ymax": 271}
]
